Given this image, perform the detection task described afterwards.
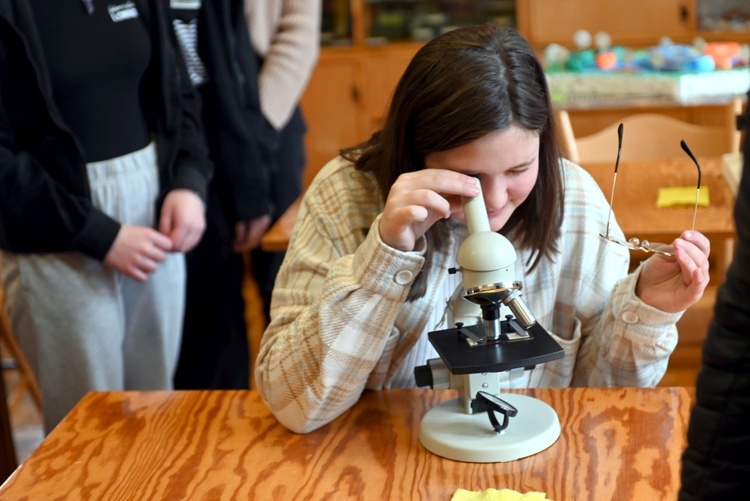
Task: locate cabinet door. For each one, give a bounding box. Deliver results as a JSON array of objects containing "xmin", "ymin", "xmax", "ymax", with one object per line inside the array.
[
  {"xmin": 518, "ymin": 0, "xmax": 695, "ymax": 48},
  {"xmin": 359, "ymin": 46, "xmax": 419, "ymax": 134},
  {"xmin": 300, "ymin": 55, "xmax": 366, "ymax": 188}
]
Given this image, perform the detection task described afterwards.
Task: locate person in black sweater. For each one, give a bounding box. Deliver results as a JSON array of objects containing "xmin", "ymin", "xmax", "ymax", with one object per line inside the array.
[
  {"xmin": 170, "ymin": 0, "xmax": 276, "ymax": 389},
  {"xmin": 680, "ymin": 91, "xmax": 750, "ymax": 499},
  {"xmin": 0, "ymin": 0, "xmax": 212, "ymax": 432}
]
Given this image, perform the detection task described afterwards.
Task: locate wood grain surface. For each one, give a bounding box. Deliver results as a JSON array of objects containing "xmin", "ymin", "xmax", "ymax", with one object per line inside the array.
[{"xmin": 0, "ymin": 387, "xmax": 693, "ymax": 500}]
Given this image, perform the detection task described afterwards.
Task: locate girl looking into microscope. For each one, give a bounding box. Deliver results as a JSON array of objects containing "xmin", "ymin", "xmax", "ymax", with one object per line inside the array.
[{"xmin": 254, "ymin": 24, "xmax": 711, "ymax": 434}]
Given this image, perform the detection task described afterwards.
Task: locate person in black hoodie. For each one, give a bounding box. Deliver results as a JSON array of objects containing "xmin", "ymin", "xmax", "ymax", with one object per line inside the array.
[
  {"xmin": 680, "ymin": 92, "xmax": 750, "ymax": 499},
  {"xmin": 0, "ymin": 0, "xmax": 212, "ymax": 433},
  {"xmin": 170, "ymin": 0, "xmax": 276, "ymax": 389}
]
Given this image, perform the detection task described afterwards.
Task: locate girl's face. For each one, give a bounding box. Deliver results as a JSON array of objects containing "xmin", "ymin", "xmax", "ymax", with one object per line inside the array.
[{"xmin": 424, "ymin": 125, "xmax": 540, "ymax": 232}]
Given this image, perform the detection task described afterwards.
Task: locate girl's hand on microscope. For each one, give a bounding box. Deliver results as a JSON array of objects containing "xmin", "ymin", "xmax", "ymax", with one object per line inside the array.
[
  {"xmin": 379, "ymin": 169, "xmax": 480, "ymax": 252},
  {"xmin": 635, "ymin": 230, "xmax": 711, "ymax": 313}
]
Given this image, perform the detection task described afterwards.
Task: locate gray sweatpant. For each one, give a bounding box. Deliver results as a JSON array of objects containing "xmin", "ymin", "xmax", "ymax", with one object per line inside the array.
[{"xmin": 1, "ymin": 143, "xmax": 185, "ymax": 433}]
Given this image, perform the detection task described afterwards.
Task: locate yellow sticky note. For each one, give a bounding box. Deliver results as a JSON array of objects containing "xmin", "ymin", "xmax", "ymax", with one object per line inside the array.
[
  {"xmin": 656, "ymin": 186, "xmax": 709, "ymax": 208},
  {"xmin": 451, "ymin": 488, "xmax": 550, "ymax": 501}
]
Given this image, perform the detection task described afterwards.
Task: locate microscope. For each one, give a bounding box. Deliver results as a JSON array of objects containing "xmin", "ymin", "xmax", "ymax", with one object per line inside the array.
[{"xmin": 413, "ymin": 181, "xmax": 564, "ymax": 463}]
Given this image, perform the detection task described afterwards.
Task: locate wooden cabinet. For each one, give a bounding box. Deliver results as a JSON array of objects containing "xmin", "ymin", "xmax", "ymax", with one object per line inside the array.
[
  {"xmin": 517, "ymin": 0, "xmax": 695, "ymax": 49},
  {"xmin": 299, "ymin": 51, "xmax": 364, "ymax": 187},
  {"xmin": 517, "ymin": 0, "xmax": 750, "ymax": 49},
  {"xmin": 304, "ymin": 1, "xmax": 517, "ymax": 179},
  {"xmin": 300, "ymin": 43, "xmax": 418, "ymax": 182},
  {"xmin": 303, "ymin": 1, "xmax": 749, "ymax": 180},
  {"xmin": 321, "ymin": 1, "xmax": 750, "ymax": 52},
  {"xmin": 358, "ymin": 48, "xmax": 417, "ymax": 129}
]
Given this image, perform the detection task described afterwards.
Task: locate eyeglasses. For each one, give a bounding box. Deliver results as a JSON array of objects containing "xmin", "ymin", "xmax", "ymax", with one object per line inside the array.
[{"xmin": 600, "ymin": 123, "xmax": 702, "ymax": 257}]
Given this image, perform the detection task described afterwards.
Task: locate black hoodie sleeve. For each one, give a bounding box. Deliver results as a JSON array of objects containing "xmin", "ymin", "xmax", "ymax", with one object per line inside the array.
[{"xmin": 0, "ymin": 8, "xmax": 120, "ymax": 259}]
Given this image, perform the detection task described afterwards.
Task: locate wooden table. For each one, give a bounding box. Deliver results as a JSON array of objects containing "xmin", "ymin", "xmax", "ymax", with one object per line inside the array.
[
  {"xmin": 0, "ymin": 387, "xmax": 694, "ymax": 500},
  {"xmin": 260, "ymin": 196, "xmax": 300, "ymax": 252}
]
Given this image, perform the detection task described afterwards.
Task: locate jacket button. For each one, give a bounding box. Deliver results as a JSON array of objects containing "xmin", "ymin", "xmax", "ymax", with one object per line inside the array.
[
  {"xmin": 394, "ymin": 270, "xmax": 413, "ymax": 285},
  {"xmin": 621, "ymin": 311, "xmax": 639, "ymax": 324}
]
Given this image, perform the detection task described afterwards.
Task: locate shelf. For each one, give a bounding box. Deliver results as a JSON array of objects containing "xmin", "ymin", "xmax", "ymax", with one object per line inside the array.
[{"xmin": 322, "ymin": 0, "xmax": 516, "ymax": 48}]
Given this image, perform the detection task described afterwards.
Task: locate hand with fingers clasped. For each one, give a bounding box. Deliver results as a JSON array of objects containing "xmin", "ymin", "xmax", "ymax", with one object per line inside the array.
[
  {"xmin": 104, "ymin": 225, "xmax": 173, "ymax": 282},
  {"xmin": 105, "ymin": 189, "xmax": 207, "ymax": 282},
  {"xmin": 635, "ymin": 230, "xmax": 711, "ymax": 313},
  {"xmin": 379, "ymin": 169, "xmax": 480, "ymax": 252}
]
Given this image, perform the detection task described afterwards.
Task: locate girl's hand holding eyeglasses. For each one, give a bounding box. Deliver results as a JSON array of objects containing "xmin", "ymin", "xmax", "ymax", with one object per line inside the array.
[{"xmin": 635, "ymin": 230, "xmax": 711, "ymax": 313}]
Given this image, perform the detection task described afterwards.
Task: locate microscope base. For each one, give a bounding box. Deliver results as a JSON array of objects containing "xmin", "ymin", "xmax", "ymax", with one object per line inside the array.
[{"xmin": 419, "ymin": 393, "xmax": 560, "ymax": 463}]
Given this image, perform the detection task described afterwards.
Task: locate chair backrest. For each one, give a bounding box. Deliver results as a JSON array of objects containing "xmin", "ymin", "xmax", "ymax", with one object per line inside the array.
[{"xmin": 556, "ymin": 99, "xmax": 743, "ymax": 164}]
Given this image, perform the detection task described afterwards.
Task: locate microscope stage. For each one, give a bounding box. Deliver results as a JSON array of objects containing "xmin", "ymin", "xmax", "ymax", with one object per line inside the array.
[{"xmin": 428, "ymin": 322, "xmax": 564, "ymax": 374}]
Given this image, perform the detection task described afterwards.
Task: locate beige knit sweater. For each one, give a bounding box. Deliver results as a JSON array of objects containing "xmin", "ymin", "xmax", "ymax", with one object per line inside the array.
[{"xmin": 244, "ymin": 0, "xmax": 321, "ymax": 130}]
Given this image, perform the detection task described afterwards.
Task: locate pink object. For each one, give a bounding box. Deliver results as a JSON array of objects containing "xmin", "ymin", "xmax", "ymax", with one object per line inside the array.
[
  {"xmin": 704, "ymin": 42, "xmax": 741, "ymax": 70},
  {"xmin": 595, "ymin": 51, "xmax": 618, "ymax": 70}
]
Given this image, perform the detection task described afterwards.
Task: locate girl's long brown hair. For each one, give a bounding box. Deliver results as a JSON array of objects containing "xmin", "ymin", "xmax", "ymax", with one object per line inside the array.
[{"xmin": 342, "ymin": 24, "xmax": 564, "ymax": 301}]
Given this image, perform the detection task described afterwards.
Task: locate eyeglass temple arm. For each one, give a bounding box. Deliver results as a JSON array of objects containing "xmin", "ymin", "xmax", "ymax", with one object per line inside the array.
[
  {"xmin": 604, "ymin": 123, "xmax": 625, "ymax": 237},
  {"xmin": 680, "ymin": 140, "xmax": 702, "ymax": 231}
]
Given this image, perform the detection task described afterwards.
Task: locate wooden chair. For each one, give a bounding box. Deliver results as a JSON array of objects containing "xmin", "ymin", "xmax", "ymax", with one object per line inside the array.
[
  {"xmin": 1, "ymin": 361, "xmax": 17, "ymax": 481},
  {"xmin": 556, "ymin": 98, "xmax": 743, "ymax": 164},
  {"xmin": 0, "ymin": 254, "xmax": 42, "ymax": 416}
]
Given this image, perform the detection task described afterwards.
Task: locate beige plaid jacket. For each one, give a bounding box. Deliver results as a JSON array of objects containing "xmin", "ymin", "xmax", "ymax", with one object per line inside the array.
[{"xmin": 256, "ymin": 156, "xmax": 682, "ymax": 433}]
